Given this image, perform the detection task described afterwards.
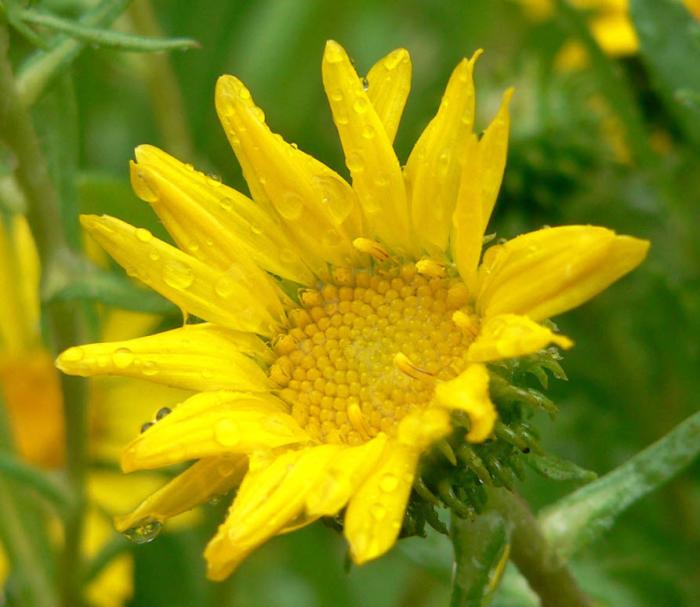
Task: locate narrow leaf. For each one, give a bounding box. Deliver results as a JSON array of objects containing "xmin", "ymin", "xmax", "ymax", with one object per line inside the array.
[
  {"xmin": 539, "ymin": 410, "xmax": 700, "ymax": 560},
  {"xmin": 0, "ymin": 453, "xmax": 71, "ymax": 515},
  {"xmin": 527, "ymin": 453, "xmax": 597, "ymax": 483}
]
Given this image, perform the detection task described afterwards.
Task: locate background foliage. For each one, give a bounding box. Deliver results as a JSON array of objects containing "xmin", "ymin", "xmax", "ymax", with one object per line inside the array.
[{"xmin": 1, "ymin": 0, "xmax": 699, "ymax": 605}]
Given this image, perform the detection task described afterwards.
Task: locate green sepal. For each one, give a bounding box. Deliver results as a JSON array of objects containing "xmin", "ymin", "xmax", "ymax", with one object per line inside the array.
[{"xmin": 527, "ymin": 452, "xmax": 597, "ymax": 483}]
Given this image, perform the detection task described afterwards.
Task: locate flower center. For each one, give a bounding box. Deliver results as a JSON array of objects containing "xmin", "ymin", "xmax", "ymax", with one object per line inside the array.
[{"xmin": 269, "ymin": 264, "xmax": 474, "ymax": 445}]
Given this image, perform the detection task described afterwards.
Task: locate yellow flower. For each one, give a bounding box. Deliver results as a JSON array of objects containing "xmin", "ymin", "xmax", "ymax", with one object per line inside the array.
[
  {"xmin": 57, "ymin": 41, "xmax": 648, "ymax": 580},
  {"xmin": 0, "ymin": 215, "xmax": 186, "ymax": 606}
]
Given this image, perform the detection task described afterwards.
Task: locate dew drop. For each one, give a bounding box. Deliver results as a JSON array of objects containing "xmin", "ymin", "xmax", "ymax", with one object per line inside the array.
[
  {"xmin": 142, "ymin": 360, "xmax": 158, "ymax": 376},
  {"xmin": 361, "ymin": 125, "xmax": 375, "ymax": 139},
  {"xmin": 277, "ymin": 191, "xmax": 304, "ymax": 220},
  {"xmin": 346, "ymin": 152, "xmax": 365, "ymax": 173},
  {"xmin": 335, "ymin": 112, "xmax": 350, "ymax": 126},
  {"xmin": 122, "ymin": 517, "xmax": 162, "ymax": 544},
  {"xmin": 215, "ymin": 275, "xmax": 235, "ymax": 298},
  {"xmin": 155, "ymin": 407, "xmax": 172, "ymax": 421},
  {"xmin": 325, "ymin": 44, "xmax": 344, "ymax": 64},
  {"xmin": 215, "ymin": 419, "xmax": 240, "ymax": 447},
  {"xmin": 140, "ymin": 421, "xmax": 154, "ymax": 433},
  {"xmin": 374, "ymin": 174, "xmax": 390, "ymax": 188},
  {"xmin": 135, "ymin": 228, "xmax": 152, "ymax": 243},
  {"xmin": 238, "ymin": 87, "xmax": 251, "ymax": 101},
  {"xmin": 163, "ymin": 261, "xmax": 194, "ymax": 289},
  {"xmin": 61, "ymin": 347, "xmax": 84, "ymax": 363},
  {"xmin": 353, "ymin": 96, "xmax": 369, "ymax": 114},
  {"xmin": 330, "ymin": 90, "xmax": 343, "ymax": 102},
  {"xmin": 219, "ymin": 197, "xmax": 233, "ymax": 211},
  {"xmin": 379, "ymin": 473, "xmax": 399, "ymax": 493},
  {"xmin": 112, "ymin": 347, "xmax": 134, "ymax": 369},
  {"xmin": 370, "ymin": 503, "xmax": 387, "ymax": 520}
]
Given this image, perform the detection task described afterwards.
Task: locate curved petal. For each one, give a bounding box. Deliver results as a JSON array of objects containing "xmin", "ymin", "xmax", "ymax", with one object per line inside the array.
[
  {"xmin": 57, "ymin": 323, "xmax": 271, "ymax": 392},
  {"xmin": 451, "ymin": 89, "xmax": 512, "ymax": 291},
  {"xmin": 468, "ymin": 313, "xmax": 572, "ymax": 362},
  {"xmin": 115, "ymin": 456, "xmax": 247, "ymax": 532},
  {"xmin": 366, "ymin": 48, "xmax": 412, "ymax": 143},
  {"xmin": 121, "ymin": 392, "xmax": 308, "ymax": 472},
  {"xmin": 407, "ymin": 52, "xmax": 480, "ymax": 254},
  {"xmin": 215, "ymin": 76, "xmax": 362, "ymax": 272},
  {"xmin": 322, "ymin": 40, "xmax": 413, "ymax": 254},
  {"xmin": 205, "ymin": 445, "xmax": 340, "ymax": 580},
  {"xmin": 344, "ymin": 439, "xmax": 419, "ymax": 565},
  {"xmin": 80, "ymin": 215, "xmax": 284, "ymax": 335},
  {"xmin": 131, "ymin": 145, "xmax": 314, "ymax": 284},
  {"xmin": 434, "ymin": 364, "xmax": 496, "ymax": 442},
  {"xmin": 476, "ymin": 226, "xmax": 650, "ymax": 321}
]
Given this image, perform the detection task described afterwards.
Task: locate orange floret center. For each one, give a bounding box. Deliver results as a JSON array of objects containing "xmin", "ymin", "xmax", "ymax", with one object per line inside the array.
[{"xmin": 270, "ymin": 264, "xmax": 475, "ymax": 445}]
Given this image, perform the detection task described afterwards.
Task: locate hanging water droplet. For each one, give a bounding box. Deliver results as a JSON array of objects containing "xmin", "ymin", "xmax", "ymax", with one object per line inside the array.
[
  {"xmin": 163, "ymin": 262, "xmax": 194, "ymax": 289},
  {"xmin": 379, "ymin": 473, "xmax": 399, "ymax": 492},
  {"xmin": 361, "ymin": 77, "xmax": 369, "ymax": 91},
  {"xmin": 122, "ymin": 517, "xmax": 162, "ymax": 544},
  {"xmin": 155, "ymin": 407, "xmax": 172, "ymax": 421},
  {"xmin": 277, "ymin": 191, "xmax": 304, "ymax": 220},
  {"xmin": 135, "ymin": 228, "xmax": 153, "ymax": 243},
  {"xmin": 140, "ymin": 421, "xmax": 154, "ymax": 433},
  {"xmin": 112, "ymin": 347, "xmax": 134, "ymax": 369},
  {"xmin": 215, "ymin": 419, "xmax": 240, "ymax": 447}
]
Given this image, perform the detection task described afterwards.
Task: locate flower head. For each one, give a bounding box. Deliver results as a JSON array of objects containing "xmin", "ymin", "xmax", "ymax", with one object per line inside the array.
[{"xmin": 57, "ymin": 40, "xmax": 648, "ymax": 579}]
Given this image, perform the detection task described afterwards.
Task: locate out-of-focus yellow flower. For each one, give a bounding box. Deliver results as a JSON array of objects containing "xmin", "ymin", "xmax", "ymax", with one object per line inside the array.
[
  {"xmin": 58, "ymin": 41, "xmax": 648, "ymax": 579},
  {"xmin": 0, "ymin": 215, "xmax": 186, "ymax": 606}
]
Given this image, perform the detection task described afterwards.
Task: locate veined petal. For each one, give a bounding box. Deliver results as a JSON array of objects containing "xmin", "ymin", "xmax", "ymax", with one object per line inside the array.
[
  {"xmin": 131, "ymin": 145, "xmax": 314, "ymax": 285},
  {"xmin": 57, "ymin": 323, "xmax": 271, "ymax": 392},
  {"xmin": 205, "ymin": 445, "xmax": 340, "ymax": 580},
  {"xmin": 468, "ymin": 313, "xmax": 573, "ymax": 363},
  {"xmin": 434, "ymin": 364, "xmax": 496, "ymax": 442},
  {"xmin": 344, "ymin": 440, "xmax": 419, "ymax": 565},
  {"xmin": 407, "ymin": 52, "xmax": 480, "ymax": 254},
  {"xmin": 121, "ymin": 391, "xmax": 308, "ymax": 472},
  {"xmin": 305, "ymin": 434, "xmax": 388, "ymax": 516},
  {"xmin": 451, "ymin": 89, "xmax": 513, "ymax": 291},
  {"xmin": 215, "ymin": 76, "xmax": 362, "ymax": 272},
  {"xmin": 322, "ymin": 40, "xmax": 413, "ymax": 254},
  {"xmin": 80, "ymin": 215, "xmax": 284, "ymax": 335},
  {"xmin": 477, "ymin": 225, "xmax": 650, "ymax": 321},
  {"xmin": 366, "ymin": 48, "xmax": 411, "ymax": 143},
  {"xmin": 115, "ymin": 456, "xmax": 247, "ymax": 532}
]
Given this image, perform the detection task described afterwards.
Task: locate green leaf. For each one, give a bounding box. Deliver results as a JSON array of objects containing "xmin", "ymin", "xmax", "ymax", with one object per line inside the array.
[
  {"xmin": 0, "ymin": 453, "xmax": 71, "ymax": 515},
  {"xmin": 539, "ymin": 410, "xmax": 700, "ymax": 561},
  {"xmin": 527, "ymin": 453, "xmax": 597, "ymax": 483},
  {"xmin": 630, "ymin": 0, "xmax": 700, "ymax": 146},
  {"xmin": 18, "ymin": 8, "xmax": 200, "ymax": 53}
]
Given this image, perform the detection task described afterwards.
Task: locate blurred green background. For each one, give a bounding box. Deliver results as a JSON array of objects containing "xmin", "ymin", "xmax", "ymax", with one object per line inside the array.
[{"xmin": 3, "ymin": 0, "xmax": 700, "ymax": 605}]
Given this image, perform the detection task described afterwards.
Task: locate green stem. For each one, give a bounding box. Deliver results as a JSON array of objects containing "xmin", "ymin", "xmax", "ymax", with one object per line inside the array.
[
  {"xmin": 0, "ymin": 19, "xmax": 88, "ymax": 607},
  {"xmin": 488, "ymin": 489, "xmax": 591, "ymax": 607}
]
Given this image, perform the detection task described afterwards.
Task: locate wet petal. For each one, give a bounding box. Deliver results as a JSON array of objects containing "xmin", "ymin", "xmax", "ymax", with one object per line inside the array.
[
  {"xmin": 121, "ymin": 391, "xmax": 308, "ymax": 472},
  {"xmin": 452, "ymin": 89, "xmax": 512, "ymax": 291},
  {"xmin": 434, "ymin": 364, "xmax": 496, "ymax": 442},
  {"xmin": 115, "ymin": 456, "xmax": 247, "ymax": 531},
  {"xmin": 80, "ymin": 215, "xmax": 284, "ymax": 335},
  {"xmin": 407, "ymin": 52, "xmax": 480, "ymax": 254},
  {"xmin": 322, "ymin": 40, "xmax": 413, "ymax": 254},
  {"xmin": 205, "ymin": 445, "xmax": 339, "ymax": 580},
  {"xmin": 477, "ymin": 225, "xmax": 650, "ymax": 321},
  {"xmin": 131, "ymin": 145, "xmax": 314, "ymax": 285},
  {"xmin": 396, "ymin": 406, "xmax": 451, "ymax": 449},
  {"xmin": 468, "ymin": 313, "xmax": 573, "ymax": 362},
  {"xmin": 344, "ymin": 440, "xmax": 419, "ymax": 565},
  {"xmin": 57, "ymin": 323, "xmax": 271, "ymax": 392},
  {"xmin": 215, "ymin": 76, "xmax": 362, "ymax": 273},
  {"xmin": 366, "ymin": 48, "xmax": 411, "ymax": 143},
  {"xmin": 305, "ymin": 434, "xmax": 388, "ymax": 516}
]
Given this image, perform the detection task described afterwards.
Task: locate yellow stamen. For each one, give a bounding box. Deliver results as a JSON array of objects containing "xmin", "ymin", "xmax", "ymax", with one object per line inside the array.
[
  {"xmin": 352, "ymin": 237, "xmax": 390, "ymax": 262},
  {"xmin": 393, "ymin": 352, "xmax": 435, "ymax": 383},
  {"xmin": 452, "ymin": 310, "xmax": 480, "ymax": 337},
  {"xmin": 415, "ymin": 259, "xmax": 446, "ymax": 278},
  {"xmin": 347, "ymin": 401, "xmax": 373, "ymax": 440}
]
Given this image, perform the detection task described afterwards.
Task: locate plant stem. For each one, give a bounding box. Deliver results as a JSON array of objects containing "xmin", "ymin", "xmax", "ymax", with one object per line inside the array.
[
  {"xmin": 489, "ymin": 489, "xmax": 591, "ymax": 607},
  {"xmin": 0, "ymin": 19, "xmax": 88, "ymax": 607}
]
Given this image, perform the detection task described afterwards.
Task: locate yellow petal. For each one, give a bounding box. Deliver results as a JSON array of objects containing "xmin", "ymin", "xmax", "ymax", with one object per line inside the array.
[
  {"xmin": 322, "ymin": 40, "xmax": 413, "ymax": 254},
  {"xmin": 452, "ymin": 89, "xmax": 513, "ymax": 291},
  {"xmin": 407, "ymin": 52, "xmax": 480, "ymax": 254},
  {"xmin": 131, "ymin": 145, "xmax": 315, "ymax": 284},
  {"xmin": 205, "ymin": 445, "xmax": 339, "ymax": 580},
  {"xmin": 468, "ymin": 313, "xmax": 573, "ymax": 363},
  {"xmin": 434, "ymin": 364, "xmax": 497, "ymax": 443},
  {"xmin": 57, "ymin": 323, "xmax": 271, "ymax": 392},
  {"xmin": 306, "ymin": 434, "xmax": 388, "ymax": 516},
  {"xmin": 80, "ymin": 214, "xmax": 284, "ymax": 335},
  {"xmin": 366, "ymin": 48, "xmax": 412, "ymax": 143},
  {"xmin": 215, "ymin": 76, "xmax": 362, "ymax": 273},
  {"xmin": 121, "ymin": 392, "xmax": 308, "ymax": 472},
  {"xmin": 396, "ymin": 406, "xmax": 452, "ymax": 449},
  {"xmin": 477, "ymin": 225, "xmax": 650, "ymax": 321},
  {"xmin": 115, "ymin": 456, "xmax": 247, "ymax": 532},
  {"xmin": 344, "ymin": 440, "xmax": 419, "ymax": 565}
]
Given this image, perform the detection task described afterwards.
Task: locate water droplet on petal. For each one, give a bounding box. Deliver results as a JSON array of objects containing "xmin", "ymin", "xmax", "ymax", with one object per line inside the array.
[
  {"xmin": 353, "ymin": 96, "xmax": 369, "ymax": 114},
  {"xmin": 277, "ymin": 191, "xmax": 304, "ymax": 220},
  {"xmin": 379, "ymin": 473, "xmax": 399, "ymax": 492},
  {"xmin": 325, "ymin": 44, "xmax": 344, "ymax": 64},
  {"xmin": 112, "ymin": 347, "xmax": 134, "ymax": 369},
  {"xmin": 371, "ymin": 503, "xmax": 387, "ymax": 520},
  {"xmin": 61, "ymin": 347, "xmax": 84, "ymax": 363},
  {"xmin": 155, "ymin": 407, "xmax": 172, "ymax": 421},
  {"xmin": 250, "ymin": 223, "xmax": 263, "ymax": 235},
  {"xmin": 215, "ymin": 275, "xmax": 235, "ymax": 298},
  {"xmin": 135, "ymin": 228, "xmax": 152, "ymax": 243},
  {"xmin": 163, "ymin": 261, "xmax": 194, "ymax": 289},
  {"xmin": 361, "ymin": 125, "xmax": 375, "ymax": 139},
  {"xmin": 215, "ymin": 419, "xmax": 240, "ymax": 447},
  {"xmin": 122, "ymin": 517, "xmax": 162, "ymax": 544},
  {"xmin": 346, "ymin": 152, "xmax": 365, "ymax": 173},
  {"xmin": 142, "ymin": 360, "xmax": 158, "ymax": 376},
  {"xmin": 219, "ymin": 197, "xmax": 233, "ymax": 211}
]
